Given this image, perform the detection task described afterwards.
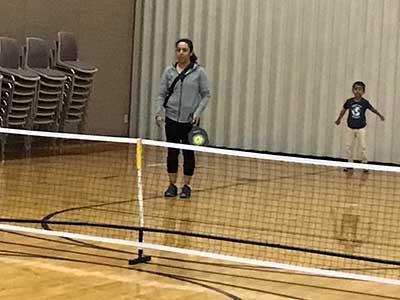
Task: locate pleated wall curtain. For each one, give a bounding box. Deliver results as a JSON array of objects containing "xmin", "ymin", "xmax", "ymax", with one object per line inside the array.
[{"xmin": 131, "ymin": 0, "xmax": 400, "ymax": 163}]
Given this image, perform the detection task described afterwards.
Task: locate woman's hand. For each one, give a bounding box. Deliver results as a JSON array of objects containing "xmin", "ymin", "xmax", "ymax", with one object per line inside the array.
[{"xmin": 192, "ymin": 116, "xmax": 200, "ymax": 125}]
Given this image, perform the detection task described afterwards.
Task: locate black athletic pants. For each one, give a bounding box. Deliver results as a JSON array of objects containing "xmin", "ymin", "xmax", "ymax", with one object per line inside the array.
[{"xmin": 165, "ymin": 117, "xmax": 195, "ymax": 176}]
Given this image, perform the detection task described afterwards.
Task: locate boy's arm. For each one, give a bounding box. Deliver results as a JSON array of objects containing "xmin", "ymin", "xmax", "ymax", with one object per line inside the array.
[
  {"xmin": 371, "ymin": 107, "xmax": 385, "ymax": 121},
  {"xmin": 335, "ymin": 108, "xmax": 346, "ymax": 125}
]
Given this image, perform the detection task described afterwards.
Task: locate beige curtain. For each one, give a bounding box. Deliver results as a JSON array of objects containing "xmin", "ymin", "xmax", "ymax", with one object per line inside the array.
[{"xmin": 131, "ymin": 0, "xmax": 400, "ymax": 163}]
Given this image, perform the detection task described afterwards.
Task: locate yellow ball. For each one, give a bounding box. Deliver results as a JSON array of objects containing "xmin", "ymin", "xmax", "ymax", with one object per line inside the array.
[{"xmin": 192, "ymin": 134, "xmax": 205, "ymax": 145}]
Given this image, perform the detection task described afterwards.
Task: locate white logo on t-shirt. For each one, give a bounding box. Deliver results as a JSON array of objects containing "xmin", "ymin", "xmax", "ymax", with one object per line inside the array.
[{"xmin": 351, "ymin": 104, "xmax": 362, "ymax": 119}]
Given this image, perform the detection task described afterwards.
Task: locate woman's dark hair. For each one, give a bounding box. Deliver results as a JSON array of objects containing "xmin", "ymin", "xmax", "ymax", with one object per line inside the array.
[{"xmin": 176, "ymin": 38, "xmax": 198, "ymax": 63}]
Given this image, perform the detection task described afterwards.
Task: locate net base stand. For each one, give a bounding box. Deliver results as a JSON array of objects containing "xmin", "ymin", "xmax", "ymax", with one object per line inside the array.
[{"xmin": 128, "ymin": 249, "xmax": 151, "ymax": 265}]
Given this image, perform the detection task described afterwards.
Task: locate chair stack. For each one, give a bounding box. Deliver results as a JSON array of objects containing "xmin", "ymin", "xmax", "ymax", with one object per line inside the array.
[
  {"xmin": 0, "ymin": 73, "xmax": 2, "ymax": 130},
  {"xmin": 55, "ymin": 32, "xmax": 97, "ymax": 132},
  {"xmin": 0, "ymin": 74, "xmax": 2, "ymax": 113},
  {"xmin": 24, "ymin": 37, "xmax": 66, "ymax": 132},
  {"xmin": 0, "ymin": 37, "xmax": 40, "ymax": 160},
  {"xmin": 0, "ymin": 33, "xmax": 97, "ymax": 160}
]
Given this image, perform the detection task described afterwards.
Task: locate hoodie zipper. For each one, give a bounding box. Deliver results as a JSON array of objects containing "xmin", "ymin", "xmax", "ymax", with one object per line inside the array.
[
  {"xmin": 177, "ymin": 80, "xmax": 183, "ymax": 121},
  {"xmin": 175, "ymin": 65, "xmax": 195, "ymax": 122}
]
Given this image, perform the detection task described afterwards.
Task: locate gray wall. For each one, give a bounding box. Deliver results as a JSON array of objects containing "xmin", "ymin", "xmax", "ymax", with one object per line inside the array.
[
  {"xmin": 131, "ymin": 0, "xmax": 400, "ymax": 164},
  {"xmin": 0, "ymin": 0, "xmax": 135, "ymax": 136}
]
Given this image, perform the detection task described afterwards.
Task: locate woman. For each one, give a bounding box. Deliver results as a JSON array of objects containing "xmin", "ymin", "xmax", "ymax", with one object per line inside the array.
[{"xmin": 155, "ymin": 38, "xmax": 211, "ymax": 199}]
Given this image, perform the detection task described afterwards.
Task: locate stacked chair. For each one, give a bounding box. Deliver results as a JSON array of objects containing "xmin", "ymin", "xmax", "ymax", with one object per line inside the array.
[
  {"xmin": 0, "ymin": 37, "xmax": 40, "ymax": 161},
  {"xmin": 24, "ymin": 37, "xmax": 66, "ymax": 132},
  {"xmin": 55, "ymin": 32, "xmax": 97, "ymax": 133},
  {"xmin": 0, "ymin": 74, "xmax": 2, "ymax": 137},
  {"xmin": 0, "ymin": 74, "xmax": 2, "ymax": 112},
  {"xmin": 0, "ymin": 33, "xmax": 97, "ymax": 161}
]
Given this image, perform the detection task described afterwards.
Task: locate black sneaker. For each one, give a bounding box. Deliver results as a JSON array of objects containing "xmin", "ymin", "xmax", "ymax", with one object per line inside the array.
[
  {"xmin": 343, "ymin": 168, "xmax": 353, "ymax": 172},
  {"xmin": 180, "ymin": 185, "xmax": 191, "ymax": 199},
  {"xmin": 164, "ymin": 184, "xmax": 178, "ymax": 197}
]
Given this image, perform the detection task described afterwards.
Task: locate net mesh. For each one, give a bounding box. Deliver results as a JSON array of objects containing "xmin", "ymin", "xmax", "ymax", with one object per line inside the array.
[
  {"xmin": 0, "ymin": 134, "xmax": 138, "ymax": 241},
  {"xmin": 142, "ymin": 143, "xmax": 400, "ymax": 279},
  {"xmin": 1, "ymin": 128, "xmax": 400, "ymax": 281}
]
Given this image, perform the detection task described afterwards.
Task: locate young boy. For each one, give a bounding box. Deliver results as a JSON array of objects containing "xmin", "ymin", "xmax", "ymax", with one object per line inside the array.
[{"xmin": 335, "ymin": 81, "xmax": 385, "ymax": 171}]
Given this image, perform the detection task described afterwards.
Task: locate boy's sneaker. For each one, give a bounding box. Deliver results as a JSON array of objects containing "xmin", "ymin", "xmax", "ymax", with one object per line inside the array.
[
  {"xmin": 343, "ymin": 168, "xmax": 353, "ymax": 172},
  {"xmin": 180, "ymin": 185, "xmax": 191, "ymax": 199},
  {"xmin": 164, "ymin": 184, "xmax": 178, "ymax": 197}
]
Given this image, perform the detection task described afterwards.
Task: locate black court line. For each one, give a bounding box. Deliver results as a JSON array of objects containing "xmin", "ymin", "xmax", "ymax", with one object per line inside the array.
[
  {"xmin": 2, "ymin": 230, "xmax": 398, "ymax": 299},
  {"xmin": 149, "ymin": 261, "xmax": 400, "ymax": 299},
  {"xmin": 2, "ymin": 215, "xmax": 400, "ymax": 268},
  {"xmin": 0, "ymin": 249, "xmax": 243, "ymax": 300}
]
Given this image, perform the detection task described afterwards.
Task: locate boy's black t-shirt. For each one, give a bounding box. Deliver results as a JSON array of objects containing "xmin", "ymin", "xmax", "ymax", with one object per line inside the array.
[{"xmin": 344, "ymin": 97, "xmax": 373, "ymax": 129}]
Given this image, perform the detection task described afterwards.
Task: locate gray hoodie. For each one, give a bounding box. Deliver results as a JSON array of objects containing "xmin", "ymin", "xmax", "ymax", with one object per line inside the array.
[{"xmin": 155, "ymin": 63, "xmax": 211, "ymax": 123}]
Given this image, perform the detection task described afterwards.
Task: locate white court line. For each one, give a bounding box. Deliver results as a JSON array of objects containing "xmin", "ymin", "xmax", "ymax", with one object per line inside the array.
[
  {"xmin": 147, "ymin": 163, "xmax": 165, "ymax": 167},
  {"xmin": 1, "ymin": 224, "xmax": 400, "ymax": 285}
]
